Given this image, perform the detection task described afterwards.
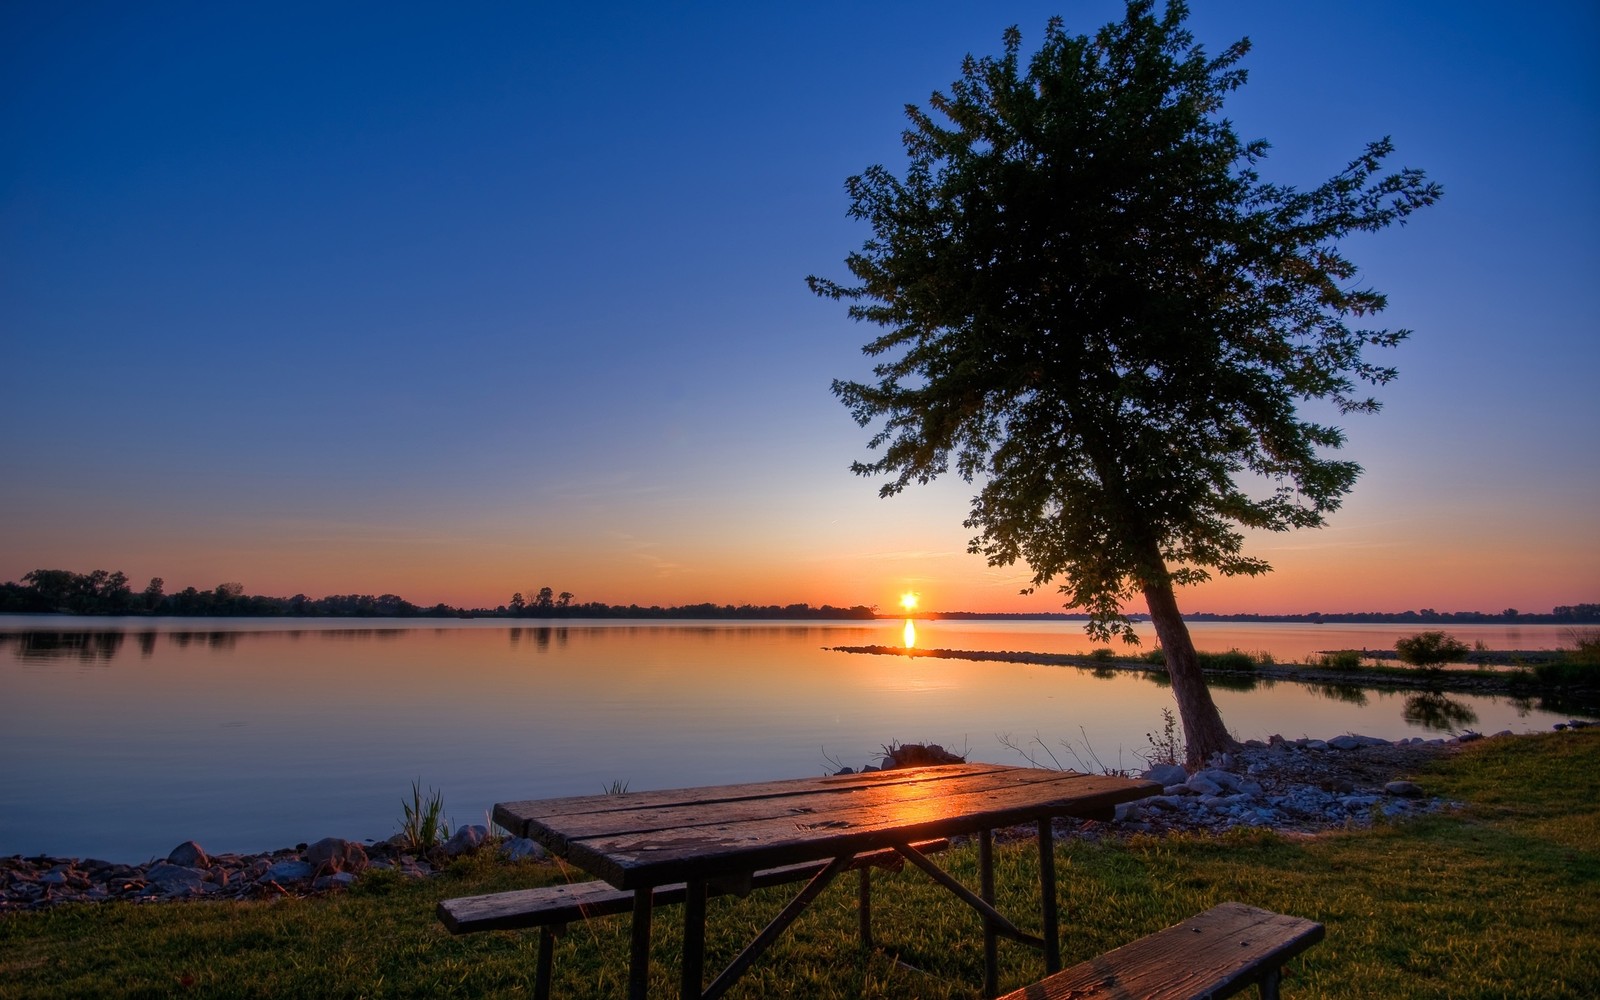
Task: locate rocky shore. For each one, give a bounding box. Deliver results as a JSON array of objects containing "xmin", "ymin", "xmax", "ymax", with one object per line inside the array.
[
  {"xmin": 4, "ymin": 722, "xmax": 1591, "ymax": 913},
  {"xmin": 0, "ymin": 825, "xmax": 547, "ymax": 914}
]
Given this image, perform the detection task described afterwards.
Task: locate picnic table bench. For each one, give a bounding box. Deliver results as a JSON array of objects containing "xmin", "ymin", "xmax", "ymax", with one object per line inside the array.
[{"xmin": 998, "ymin": 902, "xmax": 1324, "ymax": 1000}]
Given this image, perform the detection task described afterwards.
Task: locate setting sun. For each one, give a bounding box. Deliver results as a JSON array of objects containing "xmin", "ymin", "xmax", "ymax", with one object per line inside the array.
[{"xmin": 900, "ymin": 592, "xmax": 919, "ymax": 612}]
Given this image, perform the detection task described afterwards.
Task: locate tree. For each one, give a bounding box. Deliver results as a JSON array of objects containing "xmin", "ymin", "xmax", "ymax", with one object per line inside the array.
[
  {"xmin": 143, "ymin": 577, "xmax": 165, "ymax": 612},
  {"xmin": 810, "ymin": 1, "xmax": 1439, "ymax": 766},
  {"xmin": 1395, "ymin": 631, "xmax": 1470, "ymax": 672}
]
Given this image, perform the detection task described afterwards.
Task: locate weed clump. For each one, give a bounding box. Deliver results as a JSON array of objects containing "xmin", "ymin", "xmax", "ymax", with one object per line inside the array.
[{"xmin": 399, "ymin": 780, "xmax": 449, "ymax": 852}]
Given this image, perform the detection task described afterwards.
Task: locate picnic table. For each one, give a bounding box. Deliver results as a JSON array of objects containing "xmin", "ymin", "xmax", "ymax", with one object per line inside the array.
[{"xmin": 491, "ymin": 762, "xmax": 1159, "ymax": 999}]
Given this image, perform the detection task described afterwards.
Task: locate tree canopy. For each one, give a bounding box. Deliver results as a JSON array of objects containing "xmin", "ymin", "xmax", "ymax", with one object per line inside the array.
[{"xmin": 811, "ymin": 1, "xmax": 1440, "ymax": 764}]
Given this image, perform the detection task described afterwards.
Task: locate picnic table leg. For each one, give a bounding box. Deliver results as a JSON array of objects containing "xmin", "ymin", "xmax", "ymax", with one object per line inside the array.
[
  {"xmin": 630, "ymin": 888, "xmax": 653, "ymax": 1000},
  {"xmin": 535, "ymin": 927, "xmax": 556, "ymax": 1000},
  {"xmin": 979, "ymin": 829, "xmax": 998, "ymax": 998},
  {"xmin": 682, "ymin": 879, "xmax": 707, "ymax": 1000},
  {"xmin": 1037, "ymin": 818, "xmax": 1060, "ymax": 973}
]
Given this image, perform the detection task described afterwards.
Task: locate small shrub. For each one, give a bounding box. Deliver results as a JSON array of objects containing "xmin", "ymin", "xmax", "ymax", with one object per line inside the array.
[
  {"xmin": 1197, "ymin": 649, "xmax": 1256, "ymax": 671},
  {"xmin": 1142, "ymin": 648, "xmax": 1167, "ymax": 666},
  {"xmin": 1089, "ymin": 647, "xmax": 1114, "ymax": 661},
  {"xmin": 1395, "ymin": 631, "xmax": 1471, "ymax": 671},
  {"xmin": 1533, "ymin": 633, "xmax": 1600, "ymax": 687},
  {"xmin": 1563, "ymin": 628, "xmax": 1600, "ymax": 668},
  {"xmin": 1320, "ymin": 650, "xmax": 1363, "ymax": 671},
  {"xmin": 603, "ymin": 779, "xmax": 630, "ymax": 795},
  {"xmin": 1142, "ymin": 707, "xmax": 1182, "ymax": 767}
]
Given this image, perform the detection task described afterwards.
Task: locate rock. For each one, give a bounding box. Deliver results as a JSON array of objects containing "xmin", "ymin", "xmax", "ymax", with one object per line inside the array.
[
  {"xmin": 167, "ymin": 841, "xmax": 209, "ymax": 867},
  {"xmin": 834, "ymin": 766, "xmax": 855, "ymax": 775},
  {"xmin": 1570, "ymin": 719, "xmax": 1593, "ymax": 730},
  {"xmin": 881, "ymin": 743, "xmax": 966, "ymax": 768},
  {"xmin": 312, "ymin": 872, "xmax": 357, "ymax": 891},
  {"xmin": 145, "ymin": 863, "xmax": 209, "ymax": 896},
  {"xmin": 1196, "ymin": 769, "xmax": 1241, "ymax": 792},
  {"xmin": 1303, "ymin": 739, "xmax": 1329, "ymax": 751},
  {"xmin": 1385, "ymin": 781, "xmax": 1424, "ymax": 798},
  {"xmin": 1338, "ymin": 795, "xmax": 1381, "ymax": 810},
  {"xmin": 1183, "ymin": 775, "xmax": 1223, "ymax": 796},
  {"xmin": 261, "ymin": 860, "xmax": 314, "ymax": 883},
  {"xmin": 306, "ymin": 837, "xmax": 368, "ymax": 874},
  {"xmin": 1142, "ymin": 763, "xmax": 1188, "ymax": 786},
  {"xmin": 1327, "ymin": 735, "xmax": 1362, "ymax": 751},
  {"xmin": 499, "ymin": 837, "xmax": 547, "ymax": 862},
  {"xmin": 444, "ymin": 825, "xmax": 488, "ymax": 857}
]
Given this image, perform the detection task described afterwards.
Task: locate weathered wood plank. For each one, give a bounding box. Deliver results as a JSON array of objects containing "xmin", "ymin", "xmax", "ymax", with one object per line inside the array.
[
  {"xmin": 996, "ymin": 902, "xmax": 1324, "ymax": 1000},
  {"xmin": 510, "ymin": 767, "xmax": 1111, "ymax": 849},
  {"xmin": 436, "ymin": 840, "xmax": 949, "ymax": 934},
  {"xmin": 556, "ymin": 772, "xmax": 1156, "ymax": 888},
  {"xmin": 492, "ymin": 763, "xmax": 1017, "ymax": 834}
]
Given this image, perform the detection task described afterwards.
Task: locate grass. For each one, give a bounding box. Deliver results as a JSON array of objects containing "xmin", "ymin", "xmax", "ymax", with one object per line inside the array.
[{"xmin": 4, "ymin": 731, "xmax": 1597, "ymax": 998}]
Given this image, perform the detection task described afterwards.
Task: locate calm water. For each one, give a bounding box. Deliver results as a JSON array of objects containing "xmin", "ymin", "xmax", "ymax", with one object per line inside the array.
[{"xmin": 0, "ymin": 616, "xmax": 1584, "ymax": 862}]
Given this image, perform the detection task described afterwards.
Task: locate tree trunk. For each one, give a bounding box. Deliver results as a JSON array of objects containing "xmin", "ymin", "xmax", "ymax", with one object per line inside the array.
[{"xmin": 1141, "ymin": 575, "xmax": 1236, "ymax": 769}]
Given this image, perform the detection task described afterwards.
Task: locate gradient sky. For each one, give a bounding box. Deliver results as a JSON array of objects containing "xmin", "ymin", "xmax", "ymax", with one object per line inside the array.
[{"xmin": 3, "ymin": 1, "xmax": 1597, "ymax": 615}]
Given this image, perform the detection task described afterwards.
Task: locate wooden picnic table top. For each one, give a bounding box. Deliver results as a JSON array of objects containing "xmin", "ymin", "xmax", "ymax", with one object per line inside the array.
[{"xmin": 494, "ymin": 763, "xmax": 1158, "ymax": 890}]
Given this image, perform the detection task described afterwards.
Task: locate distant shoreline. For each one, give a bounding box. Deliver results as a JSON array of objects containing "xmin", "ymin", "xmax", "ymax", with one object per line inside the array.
[
  {"xmin": 829, "ymin": 643, "xmax": 1600, "ymax": 711},
  {"xmin": 2, "ymin": 609, "xmax": 1598, "ymax": 625}
]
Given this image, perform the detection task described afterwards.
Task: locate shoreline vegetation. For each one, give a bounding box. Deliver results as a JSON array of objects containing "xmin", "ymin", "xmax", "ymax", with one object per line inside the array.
[
  {"xmin": 830, "ymin": 643, "xmax": 1600, "ymax": 716},
  {"xmin": 4, "ymin": 730, "xmax": 1596, "ymax": 997},
  {"xmin": 3, "ymin": 569, "xmax": 1597, "ymax": 623}
]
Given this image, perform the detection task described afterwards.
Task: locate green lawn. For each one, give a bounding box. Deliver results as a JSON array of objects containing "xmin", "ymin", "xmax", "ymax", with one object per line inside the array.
[{"xmin": 4, "ymin": 730, "xmax": 1596, "ymax": 998}]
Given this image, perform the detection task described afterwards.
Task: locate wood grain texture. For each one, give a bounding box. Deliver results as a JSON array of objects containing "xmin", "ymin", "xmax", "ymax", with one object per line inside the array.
[
  {"xmin": 996, "ymin": 902, "xmax": 1324, "ymax": 1000},
  {"xmin": 494, "ymin": 765, "xmax": 1157, "ymax": 889}
]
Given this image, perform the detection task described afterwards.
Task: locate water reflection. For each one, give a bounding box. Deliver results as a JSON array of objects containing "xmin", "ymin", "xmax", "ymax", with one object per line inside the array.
[
  {"xmin": 1402, "ymin": 691, "xmax": 1480, "ymax": 732},
  {"xmin": 168, "ymin": 631, "xmax": 241, "ymax": 651},
  {"xmin": 1309, "ymin": 682, "xmax": 1370, "ymax": 707},
  {"xmin": 0, "ymin": 630, "xmax": 125, "ymax": 662},
  {"xmin": 508, "ymin": 627, "xmax": 571, "ymax": 651},
  {"xmin": 902, "ymin": 619, "xmax": 917, "ymax": 649}
]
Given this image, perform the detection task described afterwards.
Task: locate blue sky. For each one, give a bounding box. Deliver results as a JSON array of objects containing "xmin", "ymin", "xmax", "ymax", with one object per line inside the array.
[{"xmin": 3, "ymin": 1, "xmax": 1597, "ymax": 613}]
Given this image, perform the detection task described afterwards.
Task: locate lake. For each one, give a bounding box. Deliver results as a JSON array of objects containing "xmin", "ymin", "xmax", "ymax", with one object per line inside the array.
[{"xmin": 0, "ymin": 616, "xmax": 1585, "ymax": 862}]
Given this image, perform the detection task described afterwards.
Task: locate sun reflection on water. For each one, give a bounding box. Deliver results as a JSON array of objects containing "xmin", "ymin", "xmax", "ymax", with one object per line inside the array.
[{"xmin": 903, "ymin": 618, "xmax": 916, "ymax": 649}]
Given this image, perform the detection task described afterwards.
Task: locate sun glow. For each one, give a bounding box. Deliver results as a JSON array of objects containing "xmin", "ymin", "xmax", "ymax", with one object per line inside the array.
[{"xmin": 899, "ymin": 592, "xmax": 919, "ymax": 612}]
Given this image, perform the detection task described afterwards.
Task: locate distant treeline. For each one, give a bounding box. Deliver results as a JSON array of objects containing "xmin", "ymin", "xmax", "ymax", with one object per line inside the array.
[
  {"xmin": 0, "ymin": 569, "xmax": 877, "ymax": 620},
  {"xmin": 3, "ymin": 568, "xmax": 1592, "ymax": 624}
]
